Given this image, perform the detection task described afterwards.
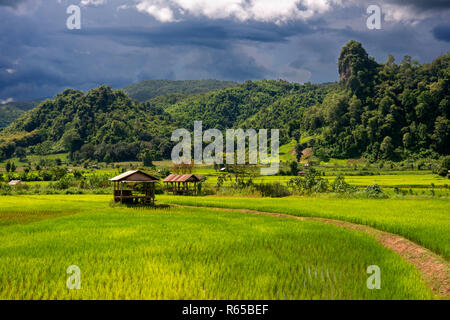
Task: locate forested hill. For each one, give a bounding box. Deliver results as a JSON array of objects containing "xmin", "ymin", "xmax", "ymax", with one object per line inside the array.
[
  {"xmin": 165, "ymin": 81, "xmax": 333, "ymax": 135},
  {"xmin": 0, "ymin": 80, "xmax": 237, "ymax": 129},
  {"xmin": 308, "ymin": 41, "xmax": 449, "ymax": 161},
  {"xmin": 0, "ymin": 41, "xmax": 448, "ymax": 163},
  {"xmin": 0, "ymin": 80, "xmax": 330, "ymax": 161},
  {"xmin": 122, "ymin": 79, "xmax": 238, "ymax": 101},
  {"xmin": 0, "ymin": 87, "xmax": 178, "ymax": 161}
]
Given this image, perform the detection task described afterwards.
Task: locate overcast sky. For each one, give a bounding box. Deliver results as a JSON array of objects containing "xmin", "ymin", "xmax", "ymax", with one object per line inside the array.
[{"xmin": 0, "ymin": 0, "xmax": 449, "ymax": 102}]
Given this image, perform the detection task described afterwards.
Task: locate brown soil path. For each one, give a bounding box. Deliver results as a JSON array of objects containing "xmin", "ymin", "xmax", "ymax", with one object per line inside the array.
[{"xmin": 175, "ymin": 204, "xmax": 449, "ymax": 298}]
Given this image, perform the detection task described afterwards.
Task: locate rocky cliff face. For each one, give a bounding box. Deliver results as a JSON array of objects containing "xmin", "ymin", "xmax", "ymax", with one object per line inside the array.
[
  {"xmin": 338, "ymin": 40, "xmax": 379, "ymax": 98},
  {"xmin": 338, "ymin": 40, "xmax": 370, "ymax": 84}
]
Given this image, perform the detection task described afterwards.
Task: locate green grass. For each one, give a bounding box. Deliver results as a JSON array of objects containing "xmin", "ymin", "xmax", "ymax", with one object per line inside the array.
[
  {"xmin": 0, "ymin": 195, "xmax": 108, "ymax": 226},
  {"xmin": 159, "ymin": 196, "xmax": 450, "ymax": 260},
  {"xmin": 0, "ymin": 195, "xmax": 435, "ymax": 299}
]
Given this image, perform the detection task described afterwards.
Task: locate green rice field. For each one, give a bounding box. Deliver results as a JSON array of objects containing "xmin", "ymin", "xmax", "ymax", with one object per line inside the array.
[
  {"xmin": 159, "ymin": 196, "xmax": 450, "ymax": 260},
  {"xmin": 0, "ymin": 195, "xmax": 441, "ymax": 299}
]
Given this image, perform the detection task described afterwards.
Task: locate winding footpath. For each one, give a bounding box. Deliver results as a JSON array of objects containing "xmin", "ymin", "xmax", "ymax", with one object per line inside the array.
[{"xmin": 174, "ymin": 204, "xmax": 450, "ymax": 298}]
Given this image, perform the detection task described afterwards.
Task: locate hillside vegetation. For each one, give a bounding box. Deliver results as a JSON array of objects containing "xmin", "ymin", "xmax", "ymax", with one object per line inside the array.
[
  {"xmin": 307, "ymin": 41, "xmax": 449, "ymax": 161},
  {"xmin": 0, "ymin": 87, "xmax": 177, "ymax": 161},
  {"xmin": 0, "ymin": 41, "xmax": 448, "ymax": 163},
  {"xmin": 165, "ymin": 81, "xmax": 333, "ymax": 140},
  {"xmin": 0, "ymin": 80, "xmax": 331, "ymax": 162}
]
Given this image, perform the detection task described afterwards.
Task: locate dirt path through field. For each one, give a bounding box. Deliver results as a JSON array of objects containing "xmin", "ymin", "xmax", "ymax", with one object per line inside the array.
[{"xmin": 174, "ymin": 204, "xmax": 449, "ymax": 298}]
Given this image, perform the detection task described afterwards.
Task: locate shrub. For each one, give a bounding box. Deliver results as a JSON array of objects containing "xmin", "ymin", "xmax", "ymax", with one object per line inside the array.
[
  {"xmin": 364, "ymin": 184, "xmax": 388, "ymax": 199},
  {"xmin": 0, "ymin": 183, "xmax": 12, "ymax": 195},
  {"xmin": 331, "ymin": 175, "xmax": 357, "ymax": 194},
  {"xmin": 437, "ymin": 167, "xmax": 448, "ymax": 177},
  {"xmin": 288, "ymin": 168, "xmax": 328, "ymax": 194},
  {"xmin": 84, "ymin": 174, "xmax": 110, "ymax": 189},
  {"xmin": 73, "ymin": 170, "xmax": 83, "ymax": 179},
  {"xmin": 157, "ymin": 168, "xmax": 170, "ymax": 178},
  {"xmin": 49, "ymin": 167, "xmax": 68, "ymax": 180},
  {"xmin": 255, "ymin": 182, "xmax": 291, "ymax": 198},
  {"xmin": 313, "ymin": 179, "xmax": 329, "ymax": 193},
  {"xmin": 53, "ymin": 176, "xmax": 77, "ymax": 190}
]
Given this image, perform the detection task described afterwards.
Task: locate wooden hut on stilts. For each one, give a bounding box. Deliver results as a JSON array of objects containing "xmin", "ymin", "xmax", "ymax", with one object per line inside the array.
[{"xmin": 109, "ymin": 170, "xmax": 159, "ymax": 205}]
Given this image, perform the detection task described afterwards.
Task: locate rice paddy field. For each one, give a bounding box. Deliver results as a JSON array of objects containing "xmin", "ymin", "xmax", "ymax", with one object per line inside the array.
[
  {"xmin": 199, "ymin": 173, "xmax": 449, "ymax": 188},
  {"xmin": 0, "ymin": 195, "xmax": 447, "ymax": 300},
  {"xmin": 159, "ymin": 196, "xmax": 450, "ymax": 260}
]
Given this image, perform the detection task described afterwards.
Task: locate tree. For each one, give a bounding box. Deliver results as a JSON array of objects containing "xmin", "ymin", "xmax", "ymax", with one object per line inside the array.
[
  {"xmin": 228, "ymin": 164, "xmax": 258, "ymax": 186},
  {"xmin": 380, "ymin": 136, "xmax": 394, "ymax": 159},
  {"xmin": 104, "ymin": 154, "xmax": 112, "ymax": 164},
  {"xmin": 432, "ymin": 116, "xmax": 449, "ymax": 154},
  {"xmin": 402, "ymin": 132, "xmax": 413, "ymax": 149},
  {"xmin": 63, "ymin": 129, "xmax": 84, "ymax": 153},
  {"xmin": 385, "ymin": 54, "xmax": 395, "ymax": 67},
  {"xmin": 6, "ymin": 160, "xmax": 17, "ymax": 172},
  {"xmin": 142, "ymin": 150, "xmax": 154, "ymax": 167},
  {"xmin": 289, "ymin": 161, "xmax": 298, "ymax": 176},
  {"xmin": 437, "ymin": 156, "xmax": 450, "ymax": 177},
  {"xmin": 15, "ymin": 147, "xmax": 26, "ymax": 158},
  {"xmin": 314, "ymin": 148, "xmax": 330, "ymax": 163},
  {"xmin": 294, "ymin": 144, "xmax": 303, "ymax": 162}
]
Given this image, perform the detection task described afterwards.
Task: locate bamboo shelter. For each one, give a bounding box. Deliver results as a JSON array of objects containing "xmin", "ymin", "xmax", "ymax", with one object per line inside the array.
[
  {"xmin": 109, "ymin": 170, "xmax": 159, "ymax": 205},
  {"xmin": 163, "ymin": 174, "xmax": 204, "ymax": 195}
]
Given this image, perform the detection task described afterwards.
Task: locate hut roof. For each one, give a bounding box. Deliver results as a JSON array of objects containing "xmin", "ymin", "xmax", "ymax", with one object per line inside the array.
[
  {"xmin": 8, "ymin": 180, "xmax": 24, "ymax": 186},
  {"xmin": 109, "ymin": 170, "xmax": 159, "ymax": 182},
  {"xmin": 163, "ymin": 174, "xmax": 203, "ymax": 183}
]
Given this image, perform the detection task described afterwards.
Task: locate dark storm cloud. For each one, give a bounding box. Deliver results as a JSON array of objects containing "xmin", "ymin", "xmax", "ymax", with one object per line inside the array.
[
  {"xmin": 0, "ymin": 0, "xmax": 27, "ymax": 7},
  {"xmin": 72, "ymin": 20, "xmax": 314, "ymax": 49},
  {"xmin": 0, "ymin": 0, "xmax": 448, "ymax": 102},
  {"xmin": 433, "ymin": 25, "xmax": 450, "ymax": 42},
  {"xmin": 386, "ymin": 0, "xmax": 450, "ymax": 11},
  {"xmin": 181, "ymin": 47, "xmax": 270, "ymax": 81}
]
